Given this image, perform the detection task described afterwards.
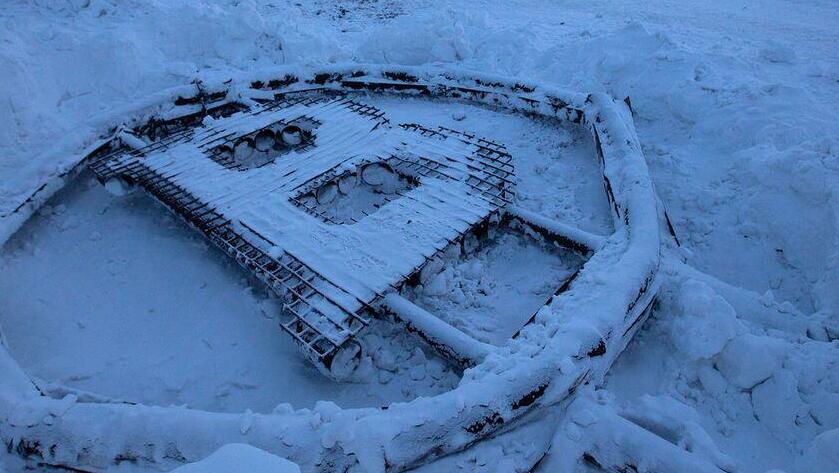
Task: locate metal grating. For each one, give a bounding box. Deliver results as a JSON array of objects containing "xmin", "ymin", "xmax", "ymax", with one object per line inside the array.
[
  {"xmin": 399, "ymin": 123, "xmax": 515, "ymax": 207},
  {"xmin": 89, "ymin": 154, "xmax": 369, "ymax": 369},
  {"xmin": 206, "ymin": 116, "xmax": 321, "ymax": 171},
  {"xmin": 87, "ymin": 94, "xmax": 516, "ymax": 376}
]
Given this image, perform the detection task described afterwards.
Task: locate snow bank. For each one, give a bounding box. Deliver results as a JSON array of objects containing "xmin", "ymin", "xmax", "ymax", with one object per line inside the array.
[{"xmin": 609, "ymin": 258, "xmax": 839, "ymax": 472}]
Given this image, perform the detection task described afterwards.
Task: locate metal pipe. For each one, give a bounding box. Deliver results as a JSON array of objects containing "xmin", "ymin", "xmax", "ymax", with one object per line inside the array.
[
  {"xmin": 507, "ymin": 205, "xmax": 607, "ymax": 253},
  {"xmin": 380, "ymin": 293, "xmax": 492, "ymax": 367}
]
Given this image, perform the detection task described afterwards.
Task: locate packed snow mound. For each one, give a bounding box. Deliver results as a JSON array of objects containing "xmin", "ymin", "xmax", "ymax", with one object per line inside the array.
[
  {"xmin": 716, "ymin": 334, "xmax": 784, "ymax": 390},
  {"xmin": 669, "ymin": 278, "xmax": 745, "ymax": 360},
  {"xmin": 171, "ymin": 444, "xmax": 300, "ymax": 473},
  {"xmin": 356, "ymin": 8, "xmax": 474, "ymax": 64}
]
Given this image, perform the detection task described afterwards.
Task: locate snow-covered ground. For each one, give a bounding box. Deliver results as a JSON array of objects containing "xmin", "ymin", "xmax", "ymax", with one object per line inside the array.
[{"xmin": 1, "ymin": 1, "xmax": 837, "ymax": 472}]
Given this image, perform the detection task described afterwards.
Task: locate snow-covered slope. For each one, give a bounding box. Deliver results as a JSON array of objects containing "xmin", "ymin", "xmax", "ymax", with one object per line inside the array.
[{"xmin": 0, "ymin": 1, "xmax": 836, "ymax": 472}]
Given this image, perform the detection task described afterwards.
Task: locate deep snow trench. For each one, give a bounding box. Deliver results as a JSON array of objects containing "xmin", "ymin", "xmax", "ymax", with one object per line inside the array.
[{"xmin": 0, "ymin": 100, "xmax": 608, "ymax": 414}]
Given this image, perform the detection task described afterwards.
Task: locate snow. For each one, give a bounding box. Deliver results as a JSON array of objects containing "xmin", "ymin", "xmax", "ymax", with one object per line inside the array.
[
  {"xmin": 1, "ymin": 0, "xmax": 837, "ymax": 472},
  {"xmin": 798, "ymin": 428, "xmax": 839, "ymax": 472},
  {"xmin": 0, "ymin": 175, "xmax": 458, "ymax": 412},
  {"xmin": 608, "ymin": 260, "xmax": 839, "ymax": 472},
  {"xmin": 170, "ymin": 444, "xmax": 300, "ymax": 473},
  {"xmin": 716, "ymin": 334, "xmax": 784, "ymax": 390},
  {"xmin": 543, "ymin": 389, "xmax": 734, "ymax": 473},
  {"xmin": 406, "ymin": 230, "xmax": 583, "ymax": 345},
  {"xmin": 669, "ymin": 279, "xmax": 745, "ymax": 361}
]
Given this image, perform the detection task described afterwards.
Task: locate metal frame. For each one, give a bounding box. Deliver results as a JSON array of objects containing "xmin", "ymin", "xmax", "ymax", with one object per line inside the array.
[
  {"xmin": 0, "ymin": 66, "xmax": 666, "ymax": 473},
  {"xmin": 86, "ymin": 95, "xmax": 524, "ymax": 377}
]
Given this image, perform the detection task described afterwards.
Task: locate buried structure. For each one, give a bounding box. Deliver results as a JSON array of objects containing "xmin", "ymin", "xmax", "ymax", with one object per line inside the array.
[
  {"xmin": 0, "ymin": 66, "xmax": 716, "ymax": 472},
  {"xmin": 88, "ymin": 94, "xmax": 520, "ymax": 379}
]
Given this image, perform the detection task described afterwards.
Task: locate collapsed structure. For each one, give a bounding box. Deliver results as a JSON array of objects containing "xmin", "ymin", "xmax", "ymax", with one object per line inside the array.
[
  {"xmin": 88, "ymin": 95, "xmax": 518, "ymax": 378},
  {"xmin": 0, "ymin": 66, "xmax": 714, "ymax": 472}
]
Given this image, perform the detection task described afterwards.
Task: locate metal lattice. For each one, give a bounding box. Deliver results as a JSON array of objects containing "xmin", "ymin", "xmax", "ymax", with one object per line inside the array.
[{"xmin": 87, "ymin": 94, "xmax": 521, "ymax": 376}]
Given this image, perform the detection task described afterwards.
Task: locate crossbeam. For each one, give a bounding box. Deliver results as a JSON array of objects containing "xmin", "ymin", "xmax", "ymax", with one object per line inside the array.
[
  {"xmin": 380, "ymin": 293, "xmax": 493, "ymax": 367},
  {"xmin": 507, "ymin": 205, "xmax": 607, "ymax": 253}
]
